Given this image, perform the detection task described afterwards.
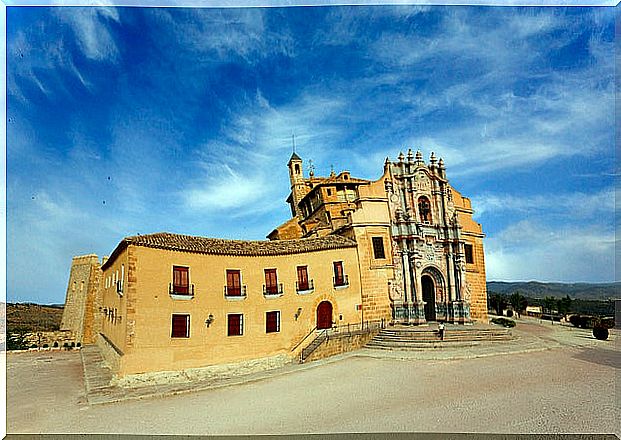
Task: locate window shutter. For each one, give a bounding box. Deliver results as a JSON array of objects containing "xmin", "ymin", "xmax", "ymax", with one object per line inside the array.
[
  {"xmin": 173, "ymin": 266, "xmax": 189, "ymax": 294},
  {"xmin": 228, "ymin": 314, "xmax": 243, "ymax": 336},
  {"xmin": 297, "ymin": 266, "xmax": 308, "ymax": 286},
  {"xmin": 172, "ymin": 314, "xmax": 189, "ymax": 338}
]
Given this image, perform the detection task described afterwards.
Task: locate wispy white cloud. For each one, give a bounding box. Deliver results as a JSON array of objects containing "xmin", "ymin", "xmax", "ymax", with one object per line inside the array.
[
  {"xmin": 311, "ymin": 7, "xmax": 614, "ymax": 179},
  {"xmin": 53, "ymin": 7, "xmax": 120, "ymax": 62},
  {"xmin": 181, "ymin": 89, "xmax": 351, "ymax": 217},
  {"xmin": 7, "ymin": 190, "xmax": 127, "ymax": 303},
  {"xmin": 184, "ymin": 165, "xmax": 269, "ymax": 211},
  {"xmin": 486, "ymin": 220, "xmax": 614, "ymax": 282},
  {"xmin": 148, "ymin": 8, "xmax": 293, "ymax": 63},
  {"xmin": 472, "ymin": 188, "xmax": 615, "ymax": 219}
]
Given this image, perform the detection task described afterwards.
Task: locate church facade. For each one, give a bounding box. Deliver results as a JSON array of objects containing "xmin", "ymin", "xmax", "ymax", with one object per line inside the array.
[{"xmin": 61, "ymin": 150, "xmax": 487, "ymax": 378}]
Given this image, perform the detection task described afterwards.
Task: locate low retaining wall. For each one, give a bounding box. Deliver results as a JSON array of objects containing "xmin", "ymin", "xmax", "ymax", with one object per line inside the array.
[
  {"xmin": 305, "ymin": 330, "xmax": 378, "ymax": 363},
  {"xmin": 10, "ymin": 330, "xmax": 75, "ymax": 349},
  {"xmin": 96, "ymin": 333, "xmax": 122, "ymax": 374},
  {"xmin": 113, "ymin": 353, "xmax": 293, "ymax": 388}
]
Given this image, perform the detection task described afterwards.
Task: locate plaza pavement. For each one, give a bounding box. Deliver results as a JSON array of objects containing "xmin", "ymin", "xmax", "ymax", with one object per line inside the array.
[{"xmin": 6, "ymin": 317, "xmax": 620, "ymax": 435}]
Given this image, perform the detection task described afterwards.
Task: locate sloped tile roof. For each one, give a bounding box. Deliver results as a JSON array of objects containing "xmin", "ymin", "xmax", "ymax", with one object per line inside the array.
[{"xmin": 103, "ymin": 232, "xmax": 357, "ymax": 269}]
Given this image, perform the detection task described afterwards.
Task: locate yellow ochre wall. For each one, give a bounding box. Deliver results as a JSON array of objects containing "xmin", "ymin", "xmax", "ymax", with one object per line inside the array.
[
  {"xmin": 104, "ymin": 245, "xmax": 362, "ymax": 376},
  {"xmin": 451, "ymin": 188, "xmax": 488, "ymax": 321},
  {"xmin": 347, "ymin": 173, "xmax": 394, "ymax": 322},
  {"xmin": 99, "ymin": 251, "xmax": 130, "ymax": 359}
]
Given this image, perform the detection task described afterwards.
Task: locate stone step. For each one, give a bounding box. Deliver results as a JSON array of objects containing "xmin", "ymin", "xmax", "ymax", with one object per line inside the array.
[
  {"xmin": 365, "ymin": 326, "xmax": 513, "ymax": 351},
  {"xmin": 375, "ymin": 333, "xmax": 511, "ymax": 340},
  {"xmin": 366, "ymin": 341, "xmax": 483, "ymax": 350},
  {"xmin": 382, "ymin": 329, "xmax": 510, "ymax": 335},
  {"xmin": 369, "ymin": 338, "xmax": 511, "ymax": 345},
  {"xmin": 374, "ymin": 334, "xmax": 512, "ymax": 340},
  {"xmin": 368, "ymin": 337, "xmax": 509, "ymax": 345}
]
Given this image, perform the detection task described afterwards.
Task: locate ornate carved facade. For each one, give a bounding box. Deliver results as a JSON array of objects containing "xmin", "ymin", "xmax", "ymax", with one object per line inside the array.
[{"xmin": 271, "ymin": 149, "xmax": 488, "ymax": 324}]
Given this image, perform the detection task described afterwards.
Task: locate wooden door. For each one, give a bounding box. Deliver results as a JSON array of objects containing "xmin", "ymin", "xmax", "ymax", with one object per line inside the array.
[{"xmin": 317, "ymin": 301, "xmax": 333, "ymax": 329}]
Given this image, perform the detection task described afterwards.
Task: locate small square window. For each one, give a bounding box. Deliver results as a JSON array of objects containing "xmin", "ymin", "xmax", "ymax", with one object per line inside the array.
[
  {"xmin": 171, "ymin": 314, "xmax": 190, "ymax": 338},
  {"xmin": 266, "ymin": 311, "xmax": 280, "ymax": 333},
  {"xmin": 228, "ymin": 314, "xmax": 244, "ymax": 336},
  {"xmin": 464, "ymin": 244, "xmax": 474, "ymax": 264},
  {"xmin": 372, "ymin": 236, "xmax": 386, "ymax": 259}
]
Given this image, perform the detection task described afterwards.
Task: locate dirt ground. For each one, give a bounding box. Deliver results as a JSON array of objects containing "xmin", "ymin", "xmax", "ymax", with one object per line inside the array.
[{"xmin": 6, "ymin": 322, "xmax": 620, "ymax": 435}]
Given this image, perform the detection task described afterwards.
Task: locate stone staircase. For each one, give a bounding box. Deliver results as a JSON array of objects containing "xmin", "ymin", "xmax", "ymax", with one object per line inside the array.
[
  {"xmin": 366, "ymin": 324, "xmax": 512, "ymax": 350},
  {"xmin": 300, "ymin": 332, "xmax": 328, "ymax": 362},
  {"xmin": 80, "ymin": 345, "xmax": 124, "ymax": 404}
]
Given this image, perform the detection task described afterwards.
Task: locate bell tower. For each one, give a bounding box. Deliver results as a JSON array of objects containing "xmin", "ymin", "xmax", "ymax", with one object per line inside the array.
[{"xmin": 288, "ymin": 152, "xmax": 305, "ymax": 217}]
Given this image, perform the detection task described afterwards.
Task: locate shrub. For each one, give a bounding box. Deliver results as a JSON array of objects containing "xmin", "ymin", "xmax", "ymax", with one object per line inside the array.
[
  {"xmin": 30, "ymin": 344, "xmax": 37, "ymax": 349},
  {"xmin": 70, "ymin": 342, "xmax": 75, "ymax": 347},
  {"xmin": 42, "ymin": 344, "xmax": 49, "ymax": 348},
  {"xmin": 53, "ymin": 341, "xmax": 59, "ymax": 348},
  {"xmin": 569, "ymin": 314, "xmax": 580, "ymax": 327},
  {"xmin": 593, "ymin": 326, "xmax": 609, "ymax": 340},
  {"xmin": 569, "ymin": 314, "xmax": 594, "ymax": 329},
  {"xmin": 506, "ymin": 309, "xmax": 513, "ymax": 318},
  {"xmin": 491, "ymin": 317, "xmax": 516, "ymax": 328},
  {"xmin": 77, "ymin": 342, "xmax": 81, "ymax": 347},
  {"xmin": 63, "ymin": 342, "xmax": 69, "ymax": 349}
]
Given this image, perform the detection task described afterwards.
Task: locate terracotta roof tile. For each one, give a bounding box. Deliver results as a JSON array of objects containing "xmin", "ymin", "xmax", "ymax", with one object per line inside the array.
[{"xmin": 103, "ymin": 232, "xmax": 357, "ymax": 269}]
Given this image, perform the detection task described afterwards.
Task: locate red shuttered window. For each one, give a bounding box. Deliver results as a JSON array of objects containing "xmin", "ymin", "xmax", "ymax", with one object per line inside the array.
[
  {"xmin": 265, "ymin": 269, "xmax": 278, "ymax": 294},
  {"xmin": 266, "ymin": 311, "xmax": 280, "ymax": 333},
  {"xmin": 171, "ymin": 314, "xmax": 189, "ymax": 338},
  {"xmin": 228, "ymin": 314, "xmax": 243, "ymax": 336},
  {"xmin": 173, "ymin": 266, "xmax": 189, "ymax": 294},
  {"xmin": 226, "ymin": 270, "xmax": 241, "ymax": 296},
  {"xmin": 297, "ymin": 266, "xmax": 309, "ymax": 291},
  {"xmin": 333, "ymin": 261, "xmax": 344, "ymax": 285}
]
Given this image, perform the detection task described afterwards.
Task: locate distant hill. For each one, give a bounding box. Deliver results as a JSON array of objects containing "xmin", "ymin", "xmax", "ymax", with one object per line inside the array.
[
  {"xmin": 5, "ymin": 302, "xmax": 64, "ymax": 333},
  {"xmin": 487, "ymin": 281, "xmax": 620, "ymax": 301}
]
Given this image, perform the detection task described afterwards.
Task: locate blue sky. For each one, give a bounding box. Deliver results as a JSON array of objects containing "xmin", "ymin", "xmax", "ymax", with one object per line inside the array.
[{"xmin": 6, "ymin": 5, "xmax": 616, "ymax": 304}]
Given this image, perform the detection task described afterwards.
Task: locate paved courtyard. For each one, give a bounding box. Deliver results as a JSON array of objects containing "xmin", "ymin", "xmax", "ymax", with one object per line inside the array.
[{"xmin": 6, "ymin": 319, "xmax": 620, "ymax": 435}]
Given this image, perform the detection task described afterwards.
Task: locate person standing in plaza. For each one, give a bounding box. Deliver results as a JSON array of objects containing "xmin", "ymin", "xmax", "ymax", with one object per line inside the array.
[{"xmin": 438, "ymin": 321, "xmax": 445, "ymax": 340}]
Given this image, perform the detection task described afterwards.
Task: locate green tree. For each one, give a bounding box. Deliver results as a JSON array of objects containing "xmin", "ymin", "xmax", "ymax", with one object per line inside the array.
[
  {"xmin": 7, "ymin": 329, "xmax": 31, "ymax": 351},
  {"xmin": 557, "ymin": 295, "xmax": 572, "ymax": 320},
  {"xmin": 488, "ymin": 292, "xmax": 508, "ymax": 316},
  {"xmin": 509, "ymin": 292, "xmax": 528, "ymax": 318},
  {"xmin": 542, "ymin": 296, "xmax": 557, "ymax": 324}
]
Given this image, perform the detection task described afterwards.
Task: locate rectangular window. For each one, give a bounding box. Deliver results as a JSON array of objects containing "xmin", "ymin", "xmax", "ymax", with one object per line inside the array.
[
  {"xmin": 226, "ymin": 269, "xmax": 242, "ymax": 296},
  {"xmin": 173, "ymin": 266, "xmax": 189, "ymax": 294},
  {"xmin": 265, "ymin": 269, "xmax": 278, "ymax": 294},
  {"xmin": 372, "ymin": 236, "xmax": 386, "ymax": 259},
  {"xmin": 333, "ymin": 261, "xmax": 345, "ymax": 285},
  {"xmin": 266, "ymin": 311, "xmax": 280, "ymax": 333},
  {"xmin": 228, "ymin": 314, "xmax": 244, "ymax": 336},
  {"xmin": 297, "ymin": 266, "xmax": 309, "ymax": 291},
  {"xmin": 465, "ymin": 244, "xmax": 474, "ymax": 264},
  {"xmin": 171, "ymin": 314, "xmax": 190, "ymax": 338}
]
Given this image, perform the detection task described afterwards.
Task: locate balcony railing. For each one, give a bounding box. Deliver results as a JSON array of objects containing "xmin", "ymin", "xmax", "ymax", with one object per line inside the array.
[
  {"xmin": 263, "ymin": 283, "xmax": 284, "ymax": 296},
  {"xmin": 296, "ymin": 279, "xmax": 315, "ymax": 293},
  {"xmin": 333, "ymin": 274, "xmax": 349, "ymax": 288},
  {"xmin": 224, "ymin": 285, "xmax": 247, "ymax": 298},
  {"xmin": 169, "ymin": 283, "xmax": 195, "ymax": 298}
]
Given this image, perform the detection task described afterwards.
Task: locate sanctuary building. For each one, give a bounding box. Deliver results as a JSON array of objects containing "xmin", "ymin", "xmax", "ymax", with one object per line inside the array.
[{"xmin": 61, "ymin": 150, "xmax": 487, "ymax": 378}]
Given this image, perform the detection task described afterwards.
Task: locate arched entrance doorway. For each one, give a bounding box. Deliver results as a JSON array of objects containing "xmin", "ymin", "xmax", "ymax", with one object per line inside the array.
[
  {"xmin": 421, "ymin": 275, "xmax": 436, "ymax": 321},
  {"xmin": 316, "ymin": 301, "xmax": 333, "ymax": 329}
]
